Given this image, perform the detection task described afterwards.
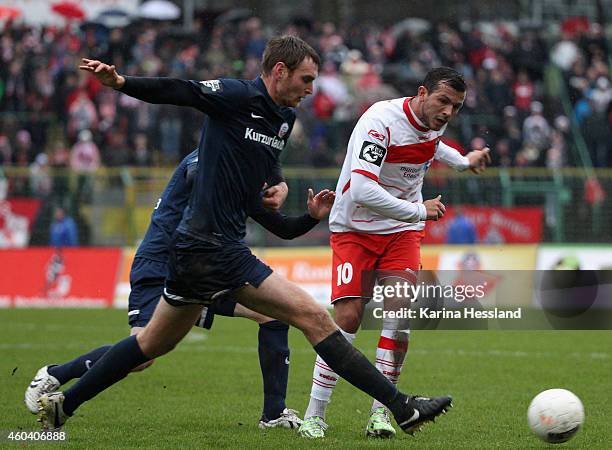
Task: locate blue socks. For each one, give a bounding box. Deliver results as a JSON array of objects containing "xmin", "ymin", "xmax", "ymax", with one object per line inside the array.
[
  {"xmin": 62, "ymin": 335, "xmax": 149, "ymax": 416},
  {"xmin": 48, "ymin": 345, "xmax": 112, "ymax": 384},
  {"xmin": 258, "ymin": 320, "xmax": 289, "ymax": 420}
]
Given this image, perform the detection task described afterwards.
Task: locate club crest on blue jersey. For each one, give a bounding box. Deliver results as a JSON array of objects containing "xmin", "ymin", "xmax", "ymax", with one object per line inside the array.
[
  {"xmin": 278, "ymin": 122, "xmax": 289, "ymax": 138},
  {"xmin": 199, "ymin": 80, "xmax": 222, "ymax": 92}
]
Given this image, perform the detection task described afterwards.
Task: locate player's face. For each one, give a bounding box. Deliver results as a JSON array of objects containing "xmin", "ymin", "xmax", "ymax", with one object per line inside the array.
[
  {"xmin": 277, "ymin": 57, "xmax": 318, "ymax": 107},
  {"xmin": 417, "ymin": 83, "xmax": 465, "ymax": 131}
]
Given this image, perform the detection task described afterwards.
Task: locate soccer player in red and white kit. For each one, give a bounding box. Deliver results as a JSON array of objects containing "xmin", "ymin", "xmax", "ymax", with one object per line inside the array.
[{"xmin": 299, "ymin": 67, "xmax": 491, "ymax": 438}]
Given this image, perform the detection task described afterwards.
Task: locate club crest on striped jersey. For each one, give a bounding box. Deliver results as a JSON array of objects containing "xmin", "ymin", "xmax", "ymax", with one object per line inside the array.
[{"xmin": 359, "ymin": 141, "xmax": 386, "ymax": 166}]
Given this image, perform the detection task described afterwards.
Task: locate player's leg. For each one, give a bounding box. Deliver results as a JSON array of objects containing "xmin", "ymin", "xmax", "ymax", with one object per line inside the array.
[
  {"xmin": 37, "ymin": 236, "xmax": 235, "ymax": 430},
  {"xmin": 210, "ymin": 301, "xmax": 301, "ymax": 429},
  {"xmin": 365, "ymin": 276, "xmax": 412, "ymax": 438},
  {"xmin": 128, "ymin": 327, "xmax": 154, "ymax": 371},
  {"xmin": 37, "ymin": 296, "xmax": 203, "ymax": 430},
  {"xmin": 24, "ymin": 345, "xmax": 111, "ymax": 414},
  {"xmin": 233, "ymin": 302, "xmax": 291, "ymax": 423},
  {"xmin": 301, "ymin": 298, "xmax": 365, "ymax": 436},
  {"xmin": 301, "ymin": 232, "xmax": 375, "ymax": 436},
  {"xmin": 233, "ymin": 271, "xmax": 453, "ymax": 437},
  {"xmin": 366, "ymin": 230, "xmax": 424, "ymax": 437},
  {"xmin": 25, "ymin": 257, "xmax": 164, "ymax": 413},
  {"xmin": 124, "ymin": 257, "xmax": 171, "ymax": 371}
]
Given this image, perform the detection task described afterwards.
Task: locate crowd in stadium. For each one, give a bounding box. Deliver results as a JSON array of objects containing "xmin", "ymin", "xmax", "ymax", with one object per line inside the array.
[{"xmin": 0, "ymin": 14, "xmax": 610, "ymax": 190}]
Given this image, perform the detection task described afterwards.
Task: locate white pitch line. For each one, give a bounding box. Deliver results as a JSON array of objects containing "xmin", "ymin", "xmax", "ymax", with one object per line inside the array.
[
  {"xmin": 1, "ymin": 331, "xmax": 608, "ymax": 360},
  {"xmin": 173, "ymin": 345, "xmax": 610, "ymax": 360}
]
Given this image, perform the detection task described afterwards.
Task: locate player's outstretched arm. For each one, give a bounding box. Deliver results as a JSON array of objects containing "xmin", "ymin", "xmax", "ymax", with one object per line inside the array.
[
  {"xmin": 78, "ymin": 58, "xmax": 222, "ymax": 111},
  {"xmin": 79, "ymin": 58, "xmax": 125, "ymax": 88},
  {"xmin": 465, "ymin": 147, "xmax": 492, "ymax": 174},
  {"xmin": 250, "ymin": 189, "xmax": 335, "ymax": 239},
  {"xmin": 435, "ymin": 141, "xmax": 490, "ymax": 173}
]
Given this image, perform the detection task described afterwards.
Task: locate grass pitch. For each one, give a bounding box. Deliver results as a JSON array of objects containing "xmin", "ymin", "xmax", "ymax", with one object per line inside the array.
[{"xmin": 1, "ymin": 309, "xmax": 610, "ymax": 449}]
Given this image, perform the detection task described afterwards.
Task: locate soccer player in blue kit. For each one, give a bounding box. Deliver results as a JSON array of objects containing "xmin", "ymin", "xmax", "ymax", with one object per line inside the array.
[
  {"xmin": 26, "ymin": 148, "xmax": 336, "ymax": 428},
  {"xmin": 38, "ymin": 36, "xmax": 452, "ymax": 435}
]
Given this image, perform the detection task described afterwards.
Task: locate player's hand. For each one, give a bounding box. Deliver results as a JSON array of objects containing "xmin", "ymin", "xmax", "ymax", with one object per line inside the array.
[
  {"xmin": 262, "ymin": 181, "xmax": 288, "ymax": 210},
  {"xmin": 423, "ymin": 195, "xmax": 446, "ymax": 221},
  {"xmin": 79, "ymin": 58, "xmax": 126, "ymax": 89},
  {"xmin": 466, "ymin": 147, "xmax": 491, "ymax": 174},
  {"xmin": 307, "ymin": 188, "xmax": 336, "ymax": 220}
]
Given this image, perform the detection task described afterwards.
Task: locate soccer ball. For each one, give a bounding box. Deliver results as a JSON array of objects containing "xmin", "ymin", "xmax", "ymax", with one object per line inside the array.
[{"xmin": 527, "ymin": 389, "xmax": 584, "ymax": 444}]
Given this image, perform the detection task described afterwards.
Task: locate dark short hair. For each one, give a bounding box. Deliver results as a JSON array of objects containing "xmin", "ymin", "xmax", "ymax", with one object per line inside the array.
[
  {"xmin": 261, "ymin": 35, "xmax": 321, "ymax": 75},
  {"xmin": 423, "ymin": 67, "xmax": 466, "ymax": 93}
]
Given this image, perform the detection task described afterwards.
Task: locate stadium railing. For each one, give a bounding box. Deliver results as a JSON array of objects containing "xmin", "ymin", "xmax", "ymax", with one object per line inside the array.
[{"xmin": 1, "ymin": 166, "xmax": 609, "ymax": 246}]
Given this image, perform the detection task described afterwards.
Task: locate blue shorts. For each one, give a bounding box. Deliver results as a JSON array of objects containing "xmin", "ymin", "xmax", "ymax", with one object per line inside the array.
[
  {"xmin": 128, "ymin": 256, "xmax": 238, "ymax": 328},
  {"xmin": 127, "ymin": 257, "xmax": 167, "ymax": 328},
  {"xmin": 163, "ymin": 233, "xmax": 272, "ymax": 306}
]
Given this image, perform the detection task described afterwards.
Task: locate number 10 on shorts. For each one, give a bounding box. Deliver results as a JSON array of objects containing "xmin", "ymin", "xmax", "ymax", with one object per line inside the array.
[{"xmin": 336, "ymin": 262, "xmax": 353, "ymax": 286}]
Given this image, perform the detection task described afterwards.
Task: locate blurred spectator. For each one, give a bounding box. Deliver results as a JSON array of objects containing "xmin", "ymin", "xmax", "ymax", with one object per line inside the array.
[
  {"xmin": 341, "ymin": 49, "xmax": 370, "ymax": 93},
  {"xmin": 158, "ymin": 108, "xmax": 182, "ymax": 163},
  {"xmin": 67, "ymin": 90, "xmax": 98, "ymax": 140},
  {"xmin": 582, "ymin": 97, "xmax": 610, "ymax": 167},
  {"xmin": 0, "ymin": 135, "xmax": 12, "ymax": 165},
  {"xmin": 132, "ymin": 133, "xmax": 151, "ymax": 166},
  {"xmin": 493, "ymin": 139, "xmax": 513, "ymax": 167},
  {"xmin": 447, "ymin": 207, "xmax": 477, "ymax": 244},
  {"xmin": 49, "ymin": 139, "xmax": 71, "ymax": 204},
  {"xmin": 512, "ymin": 70, "xmax": 535, "ymax": 115},
  {"xmin": 550, "ymin": 33, "xmax": 581, "ymax": 72},
  {"xmin": 2, "ymin": 59, "xmax": 26, "ymax": 111},
  {"xmin": 70, "ymin": 130, "xmax": 100, "ymax": 172},
  {"xmin": 243, "ymin": 17, "xmax": 267, "ymax": 59},
  {"xmin": 70, "ymin": 129, "xmax": 100, "ymax": 203},
  {"xmin": 546, "ymin": 116, "xmax": 570, "ymax": 169},
  {"xmin": 29, "ymin": 153, "xmax": 52, "ymax": 198},
  {"xmin": 104, "ymin": 131, "xmax": 131, "ymax": 167},
  {"xmin": 49, "ymin": 206, "xmax": 78, "ymax": 247},
  {"xmin": 316, "ymin": 61, "xmax": 350, "ymax": 111},
  {"xmin": 501, "ymin": 106, "xmax": 523, "ymax": 156},
  {"xmin": 484, "ymin": 68, "xmax": 512, "ymax": 115},
  {"xmin": 590, "ymin": 76, "xmax": 612, "ymax": 113},
  {"xmin": 522, "ymin": 101, "xmax": 551, "ymax": 151},
  {"xmin": 14, "ymin": 130, "xmax": 33, "ymax": 165}
]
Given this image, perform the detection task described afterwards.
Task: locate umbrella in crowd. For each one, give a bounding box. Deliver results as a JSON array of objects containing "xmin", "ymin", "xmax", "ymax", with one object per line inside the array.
[
  {"xmin": 51, "ymin": 1, "xmax": 86, "ymax": 20},
  {"xmin": 0, "ymin": 5, "xmax": 22, "ymax": 20},
  {"xmin": 391, "ymin": 17, "xmax": 431, "ymax": 36},
  {"xmin": 94, "ymin": 8, "xmax": 131, "ymax": 28},
  {"xmin": 215, "ymin": 8, "xmax": 253, "ymax": 25},
  {"xmin": 138, "ymin": 0, "xmax": 181, "ymax": 21}
]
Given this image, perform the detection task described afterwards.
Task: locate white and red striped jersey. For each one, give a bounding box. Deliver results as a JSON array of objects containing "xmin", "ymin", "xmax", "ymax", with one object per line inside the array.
[{"xmin": 329, "ymin": 97, "xmax": 468, "ymax": 234}]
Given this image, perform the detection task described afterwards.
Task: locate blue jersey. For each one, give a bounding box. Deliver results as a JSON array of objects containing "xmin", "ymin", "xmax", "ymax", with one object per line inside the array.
[
  {"xmin": 120, "ymin": 76, "xmax": 295, "ymax": 244},
  {"xmin": 134, "ymin": 150, "xmax": 198, "ymax": 262},
  {"xmin": 134, "ymin": 149, "xmax": 316, "ymax": 262}
]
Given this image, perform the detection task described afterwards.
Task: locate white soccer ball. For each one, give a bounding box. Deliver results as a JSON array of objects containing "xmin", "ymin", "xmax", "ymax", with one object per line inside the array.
[{"xmin": 527, "ymin": 389, "xmax": 584, "ymax": 444}]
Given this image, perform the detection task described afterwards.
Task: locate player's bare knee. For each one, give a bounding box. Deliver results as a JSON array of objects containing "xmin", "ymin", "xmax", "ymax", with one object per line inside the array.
[
  {"xmin": 312, "ymin": 302, "xmax": 333, "ymax": 323},
  {"xmin": 295, "ymin": 303, "xmax": 331, "ymax": 332},
  {"xmin": 334, "ymin": 303, "xmax": 363, "ymax": 334},
  {"xmin": 136, "ymin": 330, "xmax": 175, "ymax": 358}
]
